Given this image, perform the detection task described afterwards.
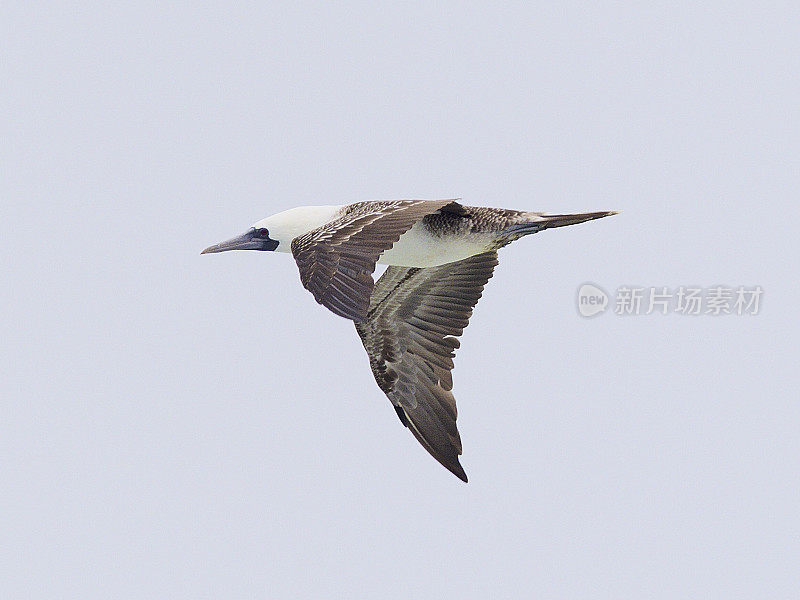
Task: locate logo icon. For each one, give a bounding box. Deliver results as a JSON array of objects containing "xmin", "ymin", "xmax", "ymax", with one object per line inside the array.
[{"xmin": 577, "ymin": 283, "xmax": 609, "ymax": 317}]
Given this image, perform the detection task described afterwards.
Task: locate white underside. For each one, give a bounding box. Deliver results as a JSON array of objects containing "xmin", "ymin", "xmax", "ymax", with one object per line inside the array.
[{"xmin": 377, "ymin": 221, "xmax": 493, "ymax": 267}]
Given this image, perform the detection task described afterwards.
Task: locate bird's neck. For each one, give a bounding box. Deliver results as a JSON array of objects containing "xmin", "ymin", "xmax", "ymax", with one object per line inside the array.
[{"xmin": 261, "ymin": 205, "xmax": 343, "ymax": 251}]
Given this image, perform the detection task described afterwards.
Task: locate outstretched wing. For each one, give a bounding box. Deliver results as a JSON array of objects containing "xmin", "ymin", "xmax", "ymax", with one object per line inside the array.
[
  {"xmin": 290, "ymin": 199, "xmax": 460, "ymax": 321},
  {"xmin": 354, "ymin": 251, "xmax": 499, "ymax": 482}
]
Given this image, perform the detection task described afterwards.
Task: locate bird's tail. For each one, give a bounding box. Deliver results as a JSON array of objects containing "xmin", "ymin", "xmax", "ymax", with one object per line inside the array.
[
  {"xmin": 528, "ymin": 210, "xmax": 619, "ymax": 229},
  {"xmin": 502, "ymin": 210, "xmax": 619, "ymax": 239}
]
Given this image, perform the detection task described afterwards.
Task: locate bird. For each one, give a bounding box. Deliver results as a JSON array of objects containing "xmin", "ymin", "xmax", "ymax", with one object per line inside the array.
[{"xmin": 202, "ymin": 199, "xmax": 617, "ymax": 481}]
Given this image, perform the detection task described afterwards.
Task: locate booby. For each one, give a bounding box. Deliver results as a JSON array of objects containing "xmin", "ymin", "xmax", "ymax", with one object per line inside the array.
[{"xmin": 202, "ymin": 199, "xmax": 617, "ymax": 481}]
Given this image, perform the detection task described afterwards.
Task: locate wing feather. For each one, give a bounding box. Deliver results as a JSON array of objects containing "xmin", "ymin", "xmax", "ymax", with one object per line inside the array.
[
  {"xmin": 291, "ymin": 199, "xmax": 460, "ymax": 321},
  {"xmin": 355, "ymin": 251, "xmax": 499, "ymax": 482}
]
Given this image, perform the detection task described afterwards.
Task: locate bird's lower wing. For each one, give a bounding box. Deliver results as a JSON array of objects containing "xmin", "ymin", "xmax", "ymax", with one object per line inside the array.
[
  {"xmin": 354, "ymin": 251, "xmax": 499, "ymax": 482},
  {"xmin": 290, "ymin": 199, "xmax": 460, "ymax": 321}
]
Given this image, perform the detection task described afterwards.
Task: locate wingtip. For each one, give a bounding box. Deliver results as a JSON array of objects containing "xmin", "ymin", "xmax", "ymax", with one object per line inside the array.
[
  {"xmin": 438, "ymin": 455, "xmax": 469, "ymax": 483},
  {"xmin": 425, "ymin": 443, "xmax": 469, "ymax": 483},
  {"xmin": 442, "ymin": 458, "xmax": 469, "ymax": 482}
]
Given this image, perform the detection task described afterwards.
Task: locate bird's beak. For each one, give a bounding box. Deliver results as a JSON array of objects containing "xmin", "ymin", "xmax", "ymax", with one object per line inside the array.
[{"xmin": 201, "ymin": 229, "xmax": 276, "ymax": 254}]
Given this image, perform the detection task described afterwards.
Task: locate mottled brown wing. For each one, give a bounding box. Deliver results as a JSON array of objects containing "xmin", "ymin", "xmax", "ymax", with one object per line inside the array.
[
  {"xmin": 290, "ymin": 199, "xmax": 460, "ymax": 321},
  {"xmin": 355, "ymin": 251, "xmax": 499, "ymax": 482}
]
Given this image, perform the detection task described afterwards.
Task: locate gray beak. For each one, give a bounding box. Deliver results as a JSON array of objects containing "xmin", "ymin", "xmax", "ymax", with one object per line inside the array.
[{"xmin": 201, "ymin": 229, "xmax": 278, "ymax": 254}]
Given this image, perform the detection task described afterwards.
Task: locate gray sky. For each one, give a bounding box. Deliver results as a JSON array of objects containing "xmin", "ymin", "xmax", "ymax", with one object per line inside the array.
[{"xmin": 3, "ymin": 2, "xmax": 799, "ymax": 598}]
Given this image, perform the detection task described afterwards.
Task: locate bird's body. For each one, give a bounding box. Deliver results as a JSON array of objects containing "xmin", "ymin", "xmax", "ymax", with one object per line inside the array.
[
  {"xmin": 376, "ymin": 217, "xmax": 495, "ymax": 267},
  {"xmin": 256, "ymin": 201, "xmax": 596, "ymax": 267},
  {"xmin": 202, "ymin": 199, "xmax": 617, "ymax": 481}
]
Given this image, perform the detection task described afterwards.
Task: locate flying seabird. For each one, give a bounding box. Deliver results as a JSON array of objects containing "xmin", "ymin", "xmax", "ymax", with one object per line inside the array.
[{"xmin": 202, "ymin": 199, "xmax": 617, "ymax": 481}]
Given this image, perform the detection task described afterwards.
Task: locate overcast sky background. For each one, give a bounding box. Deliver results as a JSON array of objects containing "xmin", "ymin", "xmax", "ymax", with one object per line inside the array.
[{"xmin": 3, "ymin": 3, "xmax": 799, "ymax": 598}]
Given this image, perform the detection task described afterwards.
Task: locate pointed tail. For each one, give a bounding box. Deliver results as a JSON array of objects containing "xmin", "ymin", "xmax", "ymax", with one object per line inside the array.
[
  {"xmin": 500, "ymin": 210, "xmax": 618, "ymax": 241},
  {"xmin": 529, "ymin": 210, "xmax": 619, "ymax": 230}
]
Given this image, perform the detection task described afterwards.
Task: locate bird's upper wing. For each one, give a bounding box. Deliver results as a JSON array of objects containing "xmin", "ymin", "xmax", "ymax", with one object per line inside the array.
[
  {"xmin": 290, "ymin": 199, "xmax": 460, "ymax": 321},
  {"xmin": 354, "ymin": 251, "xmax": 499, "ymax": 482}
]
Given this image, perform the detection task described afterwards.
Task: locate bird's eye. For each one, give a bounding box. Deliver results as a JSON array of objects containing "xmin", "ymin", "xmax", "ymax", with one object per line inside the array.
[{"xmin": 255, "ymin": 228, "xmax": 269, "ymax": 238}]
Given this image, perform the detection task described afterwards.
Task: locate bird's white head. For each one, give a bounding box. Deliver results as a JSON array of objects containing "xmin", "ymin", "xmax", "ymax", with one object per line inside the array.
[{"xmin": 201, "ymin": 205, "xmax": 342, "ymax": 255}]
